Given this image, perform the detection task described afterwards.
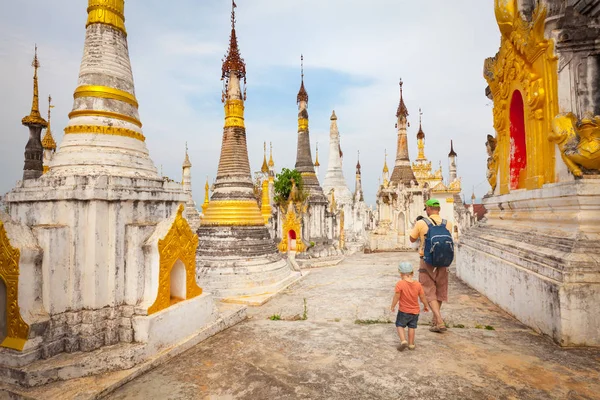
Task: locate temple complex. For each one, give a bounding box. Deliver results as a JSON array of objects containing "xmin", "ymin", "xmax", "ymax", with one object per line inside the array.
[
  {"xmin": 0, "ymin": 0, "xmax": 240, "ymax": 389},
  {"xmin": 370, "ymin": 82, "xmax": 468, "ymax": 250},
  {"xmin": 458, "ymin": 0, "xmax": 600, "ymax": 346},
  {"xmin": 195, "ymin": 2, "xmax": 300, "ymax": 302}
]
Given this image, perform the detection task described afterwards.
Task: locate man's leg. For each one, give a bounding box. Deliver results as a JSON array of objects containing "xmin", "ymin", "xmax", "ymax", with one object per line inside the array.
[{"xmin": 429, "ymin": 300, "xmax": 444, "ymax": 328}]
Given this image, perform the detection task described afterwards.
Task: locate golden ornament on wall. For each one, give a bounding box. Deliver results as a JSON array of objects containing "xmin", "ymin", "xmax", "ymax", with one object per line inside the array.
[
  {"xmin": 550, "ymin": 113, "xmax": 600, "ymax": 177},
  {"xmin": 0, "ymin": 221, "xmax": 30, "ymax": 351},
  {"xmin": 148, "ymin": 205, "xmax": 202, "ymax": 315}
]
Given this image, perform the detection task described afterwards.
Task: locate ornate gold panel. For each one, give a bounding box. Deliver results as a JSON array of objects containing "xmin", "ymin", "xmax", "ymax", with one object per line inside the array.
[
  {"xmin": 148, "ymin": 205, "xmax": 202, "ymax": 315},
  {"xmin": 485, "ymin": 0, "xmax": 558, "ymax": 194},
  {"xmin": 86, "ymin": 0, "xmax": 127, "ymax": 36},
  {"xmin": 224, "ymin": 99, "xmax": 245, "ymax": 128},
  {"xmin": 64, "ymin": 125, "xmax": 145, "ymax": 142},
  {"xmin": 298, "ymin": 118, "xmax": 308, "ymax": 131},
  {"xmin": 0, "ymin": 221, "xmax": 30, "ymax": 351},
  {"xmin": 278, "ymin": 203, "xmax": 305, "ymax": 253},
  {"xmin": 201, "ymin": 200, "xmax": 265, "ymax": 226}
]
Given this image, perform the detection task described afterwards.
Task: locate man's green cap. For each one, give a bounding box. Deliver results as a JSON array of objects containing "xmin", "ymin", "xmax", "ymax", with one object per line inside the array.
[{"xmin": 425, "ymin": 199, "xmax": 440, "ymax": 208}]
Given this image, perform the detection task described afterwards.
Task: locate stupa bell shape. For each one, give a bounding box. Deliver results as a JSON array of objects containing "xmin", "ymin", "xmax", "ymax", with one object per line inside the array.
[
  {"xmin": 196, "ymin": 1, "xmax": 298, "ymax": 301},
  {"xmin": 48, "ymin": 0, "xmax": 158, "ymax": 178},
  {"xmin": 322, "ymin": 111, "xmax": 353, "ymax": 205}
]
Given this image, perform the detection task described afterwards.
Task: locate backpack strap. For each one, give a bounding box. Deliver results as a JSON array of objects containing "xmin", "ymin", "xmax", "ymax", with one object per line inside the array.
[
  {"xmin": 442, "ymin": 219, "xmax": 447, "ymax": 226},
  {"xmin": 423, "ymin": 218, "xmax": 434, "ymax": 228}
]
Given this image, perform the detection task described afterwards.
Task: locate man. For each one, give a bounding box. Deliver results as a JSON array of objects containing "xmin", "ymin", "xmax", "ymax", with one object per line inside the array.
[{"xmin": 409, "ymin": 198, "xmax": 452, "ymax": 333}]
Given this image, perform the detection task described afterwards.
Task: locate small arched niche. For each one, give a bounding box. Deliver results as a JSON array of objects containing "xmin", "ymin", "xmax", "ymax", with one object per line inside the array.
[
  {"xmin": 170, "ymin": 260, "xmax": 186, "ymax": 305},
  {"xmin": 509, "ymin": 90, "xmax": 528, "ymax": 190}
]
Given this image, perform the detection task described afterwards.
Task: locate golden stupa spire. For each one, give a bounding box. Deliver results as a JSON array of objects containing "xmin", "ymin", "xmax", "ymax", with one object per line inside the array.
[
  {"xmin": 22, "ymin": 45, "xmax": 48, "ymax": 128},
  {"xmin": 202, "ymin": 176, "xmax": 210, "ymax": 213},
  {"xmin": 314, "ymin": 142, "xmax": 320, "ymax": 167},
  {"xmin": 42, "ymin": 94, "xmax": 57, "ymax": 150},
  {"xmin": 261, "ymin": 142, "xmax": 269, "ymax": 173},
  {"xmin": 268, "ymin": 141, "xmax": 274, "ymax": 168},
  {"xmin": 383, "ymin": 149, "xmax": 389, "ymax": 173},
  {"xmin": 416, "ymin": 108, "xmax": 426, "ymax": 160}
]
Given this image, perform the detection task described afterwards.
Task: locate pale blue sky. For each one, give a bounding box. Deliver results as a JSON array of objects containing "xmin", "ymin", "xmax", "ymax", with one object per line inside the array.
[{"xmin": 0, "ymin": 1, "xmax": 499, "ymax": 206}]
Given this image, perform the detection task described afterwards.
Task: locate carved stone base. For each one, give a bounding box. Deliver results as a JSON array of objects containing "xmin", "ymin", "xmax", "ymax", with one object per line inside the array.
[{"xmin": 457, "ymin": 179, "xmax": 600, "ymax": 346}]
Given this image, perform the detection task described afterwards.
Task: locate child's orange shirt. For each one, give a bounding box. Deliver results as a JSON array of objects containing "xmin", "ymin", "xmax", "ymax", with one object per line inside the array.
[{"xmin": 395, "ymin": 280, "xmax": 424, "ymax": 314}]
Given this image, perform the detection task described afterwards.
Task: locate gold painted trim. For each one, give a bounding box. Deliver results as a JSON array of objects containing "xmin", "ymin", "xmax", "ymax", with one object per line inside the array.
[
  {"xmin": 68, "ymin": 109, "xmax": 143, "ymax": 128},
  {"xmin": 224, "ymin": 99, "xmax": 245, "ymax": 128},
  {"xmin": 298, "ymin": 118, "xmax": 308, "ymax": 131},
  {"xmin": 301, "ymin": 172, "xmax": 317, "ymax": 178},
  {"xmin": 64, "ymin": 125, "xmax": 145, "ymax": 142},
  {"xmin": 86, "ymin": 0, "xmax": 127, "ymax": 37},
  {"xmin": 0, "ymin": 221, "xmax": 30, "ymax": 351},
  {"xmin": 201, "ymin": 199, "xmax": 265, "ymax": 226},
  {"xmin": 148, "ymin": 205, "xmax": 202, "ymax": 315},
  {"xmin": 74, "ymin": 85, "xmax": 139, "ymax": 109}
]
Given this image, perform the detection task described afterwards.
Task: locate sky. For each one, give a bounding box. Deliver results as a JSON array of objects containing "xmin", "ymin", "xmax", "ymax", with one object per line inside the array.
[{"xmin": 0, "ymin": 1, "xmax": 500, "ymax": 207}]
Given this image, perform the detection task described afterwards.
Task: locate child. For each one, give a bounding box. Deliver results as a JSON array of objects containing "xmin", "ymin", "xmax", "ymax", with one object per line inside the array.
[{"xmin": 390, "ymin": 261, "xmax": 430, "ymax": 351}]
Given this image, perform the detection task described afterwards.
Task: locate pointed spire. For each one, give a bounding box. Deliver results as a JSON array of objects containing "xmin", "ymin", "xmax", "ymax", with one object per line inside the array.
[
  {"xmin": 221, "ymin": 0, "xmax": 246, "ymax": 84},
  {"xmin": 183, "ymin": 142, "xmax": 192, "ymax": 168},
  {"xmin": 396, "ymin": 78, "xmax": 409, "ymax": 119},
  {"xmin": 202, "ymin": 176, "xmax": 210, "ymax": 213},
  {"xmin": 314, "ymin": 142, "xmax": 320, "ymax": 167},
  {"xmin": 448, "ymin": 140, "xmax": 458, "ymax": 157},
  {"xmin": 22, "ymin": 45, "xmax": 48, "ymax": 128},
  {"xmin": 356, "ymin": 150, "xmax": 361, "ymax": 174},
  {"xmin": 383, "ymin": 149, "xmax": 389, "ymax": 173},
  {"xmin": 416, "ymin": 108, "xmax": 425, "ymax": 139},
  {"xmin": 42, "ymin": 94, "xmax": 57, "ymax": 150},
  {"xmin": 297, "ymin": 54, "xmax": 309, "ymax": 105},
  {"xmin": 268, "ymin": 142, "xmax": 275, "ymax": 168},
  {"xmin": 330, "ymin": 110, "xmax": 338, "ymax": 120},
  {"xmin": 261, "ymin": 142, "xmax": 269, "ymax": 173}
]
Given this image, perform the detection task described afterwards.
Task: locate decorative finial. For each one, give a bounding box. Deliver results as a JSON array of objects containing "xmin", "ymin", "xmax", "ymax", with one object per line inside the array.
[
  {"xmin": 268, "ymin": 141, "xmax": 274, "ymax": 167},
  {"xmin": 261, "ymin": 141, "xmax": 269, "ymax": 173},
  {"xmin": 221, "ymin": 0, "xmax": 246, "ymax": 92},
  {"xmin": 297, "ymin": 54, "xmax": 309, "ymax": 105},
  {"xmin": 396, "ymin": 78, "xmax": 409, "ymax": 119},
  {"xmin": 356, "ymin": 150, "xmax": 361, "ymax": 172},
  {"xmin": 183, "ymin": 142, "xmax": 192, "ymax": 168},
  {"xmin": 314, "ymin": 142, "xmax": 320, "ymax": 167},
  {"xmin": 22, "ymin": 44, "xmax": 48, "ymax": 127},
  {"xmin": 383, "ymin": 149, "xmax": 389, "ymax": 173},
  {"xmin": 330, "ymin": 110, "xmax": 337, "ymax": 120},
  {"xmin": 41, "ymin": 94, "xmax": 57, "ymax": 150},
  {"xmin": 448, "ymin": 139, "xmax": 458, "ymax": 157},
  {"xmin": 417, "ymin": 108, "xmax": 425, "ymax": 140}
]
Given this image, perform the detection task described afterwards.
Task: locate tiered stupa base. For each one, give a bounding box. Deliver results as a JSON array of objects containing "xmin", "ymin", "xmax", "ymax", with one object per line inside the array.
[
  {"xmin": 457, "ymin": 179, "xmax": 600, "ymax": 346},
  {"xmin": 196, "ymin": 225, "xmax": 302, "ymax": 305},
  {"xmin": 0, "ymin": 175, "xmax": 244, "ymax": 390}
]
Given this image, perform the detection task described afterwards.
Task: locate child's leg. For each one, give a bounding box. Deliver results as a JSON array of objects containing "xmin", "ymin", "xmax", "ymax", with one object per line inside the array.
[
  {"xmin": 408, "ymin": 328, "xmax": 416, "ymax": 345},
  {"xmin": 397, "ymin": 327, "xmax": 407, "ymax": 343}
]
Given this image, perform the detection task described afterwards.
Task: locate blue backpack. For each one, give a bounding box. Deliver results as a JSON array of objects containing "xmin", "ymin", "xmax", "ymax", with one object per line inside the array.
[{"xmin": 423, "ymin": 218, "xmax": 454, "ymax": 267}]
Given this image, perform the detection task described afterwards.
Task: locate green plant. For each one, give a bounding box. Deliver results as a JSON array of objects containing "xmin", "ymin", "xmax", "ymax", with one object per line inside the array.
[
  {"xmin": 268, "ymin": 314, "xmax": 282, "ymax": 321},
  {"xmin": 453, "ymin": 324, "xmax": 465, "ymax": 329},
  {"xmin": 484, "ymin": 325, "xmax": 495, "ymax": 331},
  {"xmin": 354, "ymin": 318, "xmax": 392, "ymax": 325},
  {"xmin": 301, "ymin": 298, "xmax": 308, "ymax": 321},
  {"xmin": 309, "ymin": 241, "xmax": 316, "ymax": 247},
  {"xmin": 273, "ymin": 168, "xmax": 307, "ymax": 206},
  {"xmin": 475, "ymin": 324, "xmax": 483, "ymax": 329}
]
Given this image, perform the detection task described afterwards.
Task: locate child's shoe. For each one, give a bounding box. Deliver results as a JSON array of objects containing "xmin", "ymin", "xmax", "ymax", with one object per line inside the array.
[
  {"xmin": 397, "ymin": 341, "xmax": 408, "ymax": 351},
  {"xmin": 408, "ymin": 344, "xmax": 416, "ymax": 350}
]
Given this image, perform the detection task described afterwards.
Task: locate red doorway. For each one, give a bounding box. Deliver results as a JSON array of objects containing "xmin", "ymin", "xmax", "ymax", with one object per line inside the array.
[{"xmin": 509, "ymin": 90, "xmax": 527, "ymax": 190}]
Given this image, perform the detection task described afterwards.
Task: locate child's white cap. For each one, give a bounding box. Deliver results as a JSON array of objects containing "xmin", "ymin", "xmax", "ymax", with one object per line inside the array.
[{"xmin": 398, "ymin": 262, "xmax": 413, "ymax": 274}]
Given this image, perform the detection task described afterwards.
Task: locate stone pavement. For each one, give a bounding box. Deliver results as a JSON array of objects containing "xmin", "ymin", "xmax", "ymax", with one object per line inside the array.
[{"xmin": 108, "ymin": 253, "xmax": 600, "ymax": 400}]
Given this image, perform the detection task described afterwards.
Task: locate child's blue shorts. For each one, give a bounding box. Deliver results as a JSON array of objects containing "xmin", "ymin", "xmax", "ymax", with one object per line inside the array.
[{"xmin": 396, "ymin": 311, "xmax": 419, "ymax": 329}]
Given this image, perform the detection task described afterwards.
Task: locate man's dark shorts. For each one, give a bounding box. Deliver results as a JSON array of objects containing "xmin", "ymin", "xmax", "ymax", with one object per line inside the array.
[{"xmin": 395, "ymin": 311, "xmax": 419, "ymax": 329}]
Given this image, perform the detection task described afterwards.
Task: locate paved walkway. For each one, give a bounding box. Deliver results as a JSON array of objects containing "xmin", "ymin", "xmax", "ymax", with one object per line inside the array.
[{"xmin": 108, "ymin": 253, "xmax": 600, "ymax": 400}]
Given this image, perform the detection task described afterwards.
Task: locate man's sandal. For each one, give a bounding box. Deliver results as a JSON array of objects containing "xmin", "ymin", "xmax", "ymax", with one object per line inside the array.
[{"xmin": 397, "ymin": 341, "xmax": 408, "ymax": 351}]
